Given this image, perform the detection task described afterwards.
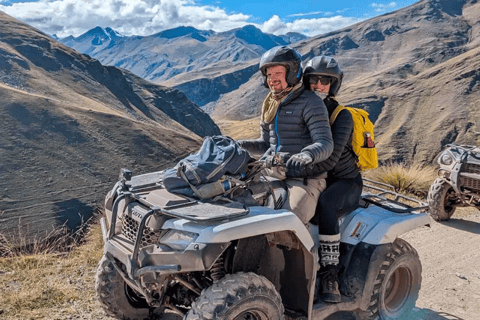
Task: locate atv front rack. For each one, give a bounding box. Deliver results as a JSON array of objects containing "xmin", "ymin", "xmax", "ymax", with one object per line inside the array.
[
  {"xmin": 362, "ymin": 178, "xmax": 429, "ymax": 214},
  {"xmin": 106, "ymin": 190, "xmax": 248, "ymax": 262}
]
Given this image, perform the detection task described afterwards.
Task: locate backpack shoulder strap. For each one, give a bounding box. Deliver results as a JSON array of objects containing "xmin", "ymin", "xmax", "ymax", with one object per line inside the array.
[{"xmin": 329, "ymin": 105, "xmax": 347, "ymax": 125}]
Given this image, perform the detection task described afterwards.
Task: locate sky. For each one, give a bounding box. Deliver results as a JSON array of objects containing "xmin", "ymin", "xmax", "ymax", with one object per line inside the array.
[{"xmin": 0, "ymin": 0, "xmax": 419, "ymax": 38}]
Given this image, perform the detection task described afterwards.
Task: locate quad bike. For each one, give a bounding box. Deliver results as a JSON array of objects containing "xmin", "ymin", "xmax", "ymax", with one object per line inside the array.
[
  {"xmin": 428, "ymin": 144, "xmax": 480, "ymax": 221},
  {"xmin": 97, "ymin": 156, "xmax": 430, "ymax": 320}
]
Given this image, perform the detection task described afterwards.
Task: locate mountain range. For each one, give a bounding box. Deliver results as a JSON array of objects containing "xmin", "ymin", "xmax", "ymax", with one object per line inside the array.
[
  {"xmin": 0, "ymin": 11, "xmax": 220, "ymax": 243},
  {"xmin": 59, "ymin": 25, "xmax": 307, "ymax": 87}
]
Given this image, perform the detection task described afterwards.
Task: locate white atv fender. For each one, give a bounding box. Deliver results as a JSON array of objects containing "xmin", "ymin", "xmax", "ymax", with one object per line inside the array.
[
  {"xmin": 339, "ymin": 202, "xmax": 431, "ymax": 246},
  {"xmin": 162, "ymin": 206, "xmax": 315, "ymax": 251}
]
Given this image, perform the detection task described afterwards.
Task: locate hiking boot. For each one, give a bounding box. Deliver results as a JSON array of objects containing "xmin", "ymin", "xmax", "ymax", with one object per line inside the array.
[{"xmin": 319, "ymin": 265, "xmax": 341, "ymax": 303}]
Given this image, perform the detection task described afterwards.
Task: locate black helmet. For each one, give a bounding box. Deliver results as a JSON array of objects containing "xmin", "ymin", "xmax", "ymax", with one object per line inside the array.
[
  {"xmin": 259, "ymin": 46, "xmax": 302, "ymax": 88},
  {"xmin": 303, "ymin": 55, "xmax": 343, "ymax": 96}
]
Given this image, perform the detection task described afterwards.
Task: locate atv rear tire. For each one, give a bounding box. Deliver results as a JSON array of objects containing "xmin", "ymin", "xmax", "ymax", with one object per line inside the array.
[
  {"xmin": 356, "ymin": 238, "xmax": 422, "ymax": 320},
  {"xmin": 95, "ymin": 255, "xmax": 152, "ymax": 320},
  {"xmin": 185, "ymin": 272, "xmax": 284, "ymax": 320},
  {"xmin": 427, "ymin": 178, "xmax": 457, "ymax": 221}
]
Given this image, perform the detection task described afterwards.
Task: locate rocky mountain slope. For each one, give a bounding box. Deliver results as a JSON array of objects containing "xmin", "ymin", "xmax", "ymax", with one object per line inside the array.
[
  {"xmin": 60, "ymin": 25, "xmax": 307, "ymax": 89},
  {"xmin": 210, "ymin": 0, "xmax": 480, "ymax": 163},
  {"xmin": 0, "ymin": 11, "xmax": 220, "ymax": 244}
]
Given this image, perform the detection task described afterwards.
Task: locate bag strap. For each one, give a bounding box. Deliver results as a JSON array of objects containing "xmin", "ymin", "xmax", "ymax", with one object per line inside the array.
[
  {"xmin": 346, "ymin": 144, "xmax": 359, "ymax": 162},
  {"xmin": 329, "ymin": 105, "xmax": 359, "ymax": 162},
  {"xmin": 329, "ymin": 105, "xmax": 347, "ymax": 125},
  {"xmin": 178, "ymin": 167, "xmax": 203, "ymax": 198}
]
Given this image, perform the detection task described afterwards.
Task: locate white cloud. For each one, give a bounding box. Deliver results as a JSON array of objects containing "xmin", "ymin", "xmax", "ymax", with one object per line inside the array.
[
  {"xmin": 0, "ymin": 0, "xmax": 359, "ymax": 38},
  {"xmin": 287, "ymin": 11, "xmax": 333, "ymax": 18},
  {"xmin": 260, "ymin": 15, "xmax": 360, "ymax": 37},
  {"xmin": 336, "ymin": 8, "xmax": 350, "ymax": 14},
  {"xmin": 0, "ymin": 0, "xmax": 252, "ymax": 37},
  {"xmin": 371, "ymin": 2, "xmax": 398, "ymax": 13}
]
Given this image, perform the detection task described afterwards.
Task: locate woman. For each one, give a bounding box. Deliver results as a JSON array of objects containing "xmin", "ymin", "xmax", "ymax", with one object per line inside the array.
[{"xmin": 303, "ymin": 55, "xmax": 363, "ymax": 303}]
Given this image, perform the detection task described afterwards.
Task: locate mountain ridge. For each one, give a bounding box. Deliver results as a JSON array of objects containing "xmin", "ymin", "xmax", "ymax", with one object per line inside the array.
[{"xmin": 0, "ymin": 11, "xmax": 219, "ymax": 243}]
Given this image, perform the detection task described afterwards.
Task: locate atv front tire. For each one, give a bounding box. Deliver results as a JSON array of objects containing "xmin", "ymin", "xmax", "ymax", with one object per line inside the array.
[
  {"xmin": 185, "ymin": 272, "xmax": 284, "ymax": 320},
  {"xmin": 356, "ymin": 238, "xmax": 422, "ymax": 320},
  {"xmin": 427, "ymin": 178, "xmax": 457, "ymax": 221},
  {"xmin": 95, "ymin": 255, "xmax": 152, "ymax": 320}
]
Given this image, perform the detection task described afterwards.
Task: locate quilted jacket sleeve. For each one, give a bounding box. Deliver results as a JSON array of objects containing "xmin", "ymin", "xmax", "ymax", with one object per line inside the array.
[{"xmin": 301, "ymin": 96, "xmax": 334, "ymax": 164}]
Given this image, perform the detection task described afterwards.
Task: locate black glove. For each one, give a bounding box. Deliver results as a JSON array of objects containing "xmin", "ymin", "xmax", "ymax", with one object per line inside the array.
[{"xmin": 286, "ymin": 152, "xmax": 313, "ymax": 177}]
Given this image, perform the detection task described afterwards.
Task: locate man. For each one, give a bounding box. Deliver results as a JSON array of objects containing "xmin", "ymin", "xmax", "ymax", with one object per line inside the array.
[
  {"xmin": 238, "ymin": 46, "xmax": 334, "ymax": 225},
  {"xmin": 303, "ymin": 55, "xmax": 363, "ymax": 303}
]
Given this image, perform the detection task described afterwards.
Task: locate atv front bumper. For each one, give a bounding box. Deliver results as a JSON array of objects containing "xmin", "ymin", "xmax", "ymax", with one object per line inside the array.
[{"xmin": 100, "ymin": 217, "xmax": 228, "ymax": 282}]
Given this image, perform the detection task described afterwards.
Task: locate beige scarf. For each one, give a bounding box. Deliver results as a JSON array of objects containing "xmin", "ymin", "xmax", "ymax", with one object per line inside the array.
[{"xmin": 261, "ymin": 83, "xmax": 302, "ymax": 123}]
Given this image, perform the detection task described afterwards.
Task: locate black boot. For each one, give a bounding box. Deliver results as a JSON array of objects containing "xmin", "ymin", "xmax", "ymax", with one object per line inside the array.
[
  {"xmin": 319, "ymin": 265, "xmax": 341, "ymax": 303},
  {"xmin": 318, "ymin": 235, "xmax": 341, "ymax": 303}
]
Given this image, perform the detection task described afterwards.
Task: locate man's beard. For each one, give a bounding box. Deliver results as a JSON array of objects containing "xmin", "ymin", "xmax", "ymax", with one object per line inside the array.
[{"xmin": 269, "ymin": 81, "xmax": 284, "ymax": 93}]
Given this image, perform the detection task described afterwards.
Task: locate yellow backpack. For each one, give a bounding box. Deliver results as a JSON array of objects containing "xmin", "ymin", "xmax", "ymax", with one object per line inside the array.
[{"xmin": 329, "ymin": 105, "xmax": 378, "ymax": 171}]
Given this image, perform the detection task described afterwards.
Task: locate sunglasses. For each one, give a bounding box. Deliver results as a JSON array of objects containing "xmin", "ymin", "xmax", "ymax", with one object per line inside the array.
[{"xmin": 309, "ymin": 75, "xmax": 333, "ymax": 85}]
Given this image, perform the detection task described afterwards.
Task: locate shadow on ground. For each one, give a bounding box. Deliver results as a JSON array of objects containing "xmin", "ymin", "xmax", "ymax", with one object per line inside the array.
[
  {"xmin": 112, "ymin": 306, "xmax": 466, "ymax": 320},
  {"xmin": 325, "ymin": 308, "xmax": 465, "ymax": 320},
  {"xmin": 407, "ymin": 308, "xmax": 465, "ymax": 320},
  {"xmin": 54, "ymin": 199, "xmax": 94, "ymax": 231},
  {"xmin": 440, "ymin": 218, "xmax": 480, "ymax": 235}
]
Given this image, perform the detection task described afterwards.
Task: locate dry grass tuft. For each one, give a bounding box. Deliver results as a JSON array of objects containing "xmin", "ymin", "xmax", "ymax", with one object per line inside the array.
[
  {"xmin": 0, "ymin": 213, "xmax": 107, "ymax": 319},
  {"xmin": 0, "ymin": 210, "xmax": 102, "ymax": 258},
  {"xmin": 362, "ymin": 162, "xmax": 438, "ymax": 198}
]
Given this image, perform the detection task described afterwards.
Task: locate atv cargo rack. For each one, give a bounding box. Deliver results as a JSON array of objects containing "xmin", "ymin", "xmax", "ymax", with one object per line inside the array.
[{"xmin": 361, "ymin": 178, "xmax": 429, "ymax": 214}]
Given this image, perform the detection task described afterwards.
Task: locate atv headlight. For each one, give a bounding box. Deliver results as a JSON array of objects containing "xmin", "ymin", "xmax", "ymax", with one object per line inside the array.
[
  {"xmin": 159, "ymin": 230, "xmax": 198, "ymax": 251},
  {"xmin": 440, "ymin": 153, "xmax": 453, "ymax": 165}
]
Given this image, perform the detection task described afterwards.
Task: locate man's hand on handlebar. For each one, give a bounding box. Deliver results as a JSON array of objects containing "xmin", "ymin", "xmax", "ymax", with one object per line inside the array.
[
  {"xmin": 252, "ymin": 151, "xmax": 314, "ymax": 178},
  {"xmin": 260, "ymin": 152, "xmax": 290, "ymax": 168},
  {"xmin": 286, "ymin": 152, "xmax": 313, "ymax": 177}
]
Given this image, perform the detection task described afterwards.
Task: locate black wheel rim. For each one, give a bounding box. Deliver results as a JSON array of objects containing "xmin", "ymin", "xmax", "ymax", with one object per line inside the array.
[
  {"xmin": 384, "ymin": 266, "xmax": 412, "ymax": 314},
  {"xmin": 233, "ymin": 309, "xmax": 269, "ymax": 320},
  {"xmin": 125, "ymin": 283, "xmax": 150, "ymax": 309},
  {"xmin": 444, "ymin": 188, "xmax": 458, "ymax": 213}
]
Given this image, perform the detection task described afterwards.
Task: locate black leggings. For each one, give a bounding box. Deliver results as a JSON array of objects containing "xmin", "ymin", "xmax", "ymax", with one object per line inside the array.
[{"xmin": 313, "ymin": 174, "xmax": 363, "ymax": 235}]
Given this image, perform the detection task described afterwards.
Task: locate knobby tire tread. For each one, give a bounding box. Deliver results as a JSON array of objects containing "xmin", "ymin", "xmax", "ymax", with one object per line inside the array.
[
  {"xmin": 361, "ymin": 239, "xmax": 421, "ymax": 320},
  {"xmin": 185, "ymin": 272, "xmax": 284, "ymax": 320},
  {"xmin": 95, "ymin": 255, "xmax": 151, "ymax": 320},
  {"xmin": 427, "ymin": 178, "xmax": 456, "ymax": 221}
]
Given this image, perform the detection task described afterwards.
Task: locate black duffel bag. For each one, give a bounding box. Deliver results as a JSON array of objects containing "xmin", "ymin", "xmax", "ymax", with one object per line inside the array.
[{"xmin": 163, "ymin": 135, "xmax": 252, "ymax": 198}]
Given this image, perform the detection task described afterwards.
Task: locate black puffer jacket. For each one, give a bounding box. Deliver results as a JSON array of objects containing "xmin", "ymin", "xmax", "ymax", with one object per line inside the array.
[
  {"xmin": 315, "ymin": 96, "xmax": 359, "ymax": 179},
  {"xmin": 239, "ymin": 87, "xmax": 333, "ymax": 178}
]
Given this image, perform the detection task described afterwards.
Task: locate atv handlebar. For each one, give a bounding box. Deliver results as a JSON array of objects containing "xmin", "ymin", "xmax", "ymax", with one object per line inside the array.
[
  {"xmin": 258, "ymin": 152, "xmax": 289, "ymax": 169},
  {"xmin": 240, "ymin": 153, "xmax": 289, "ymax": 182}
]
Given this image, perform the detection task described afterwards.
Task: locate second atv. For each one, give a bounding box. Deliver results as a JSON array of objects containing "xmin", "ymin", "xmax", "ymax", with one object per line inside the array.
[{"xmin": 428, "ymin": 144, "xmax": 480, "ymax": 221}]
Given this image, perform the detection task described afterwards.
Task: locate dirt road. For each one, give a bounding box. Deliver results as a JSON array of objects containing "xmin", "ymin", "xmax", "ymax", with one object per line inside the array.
[{"xmin": 401, "ymin": 210, "xmax": 480, "ymax": 320}]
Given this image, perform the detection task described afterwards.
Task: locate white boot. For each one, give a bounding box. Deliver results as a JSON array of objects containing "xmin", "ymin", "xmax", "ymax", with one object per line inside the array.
[{"xmin": 318, "ymin": 234, "xmax": 341, "ymax": 303}]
